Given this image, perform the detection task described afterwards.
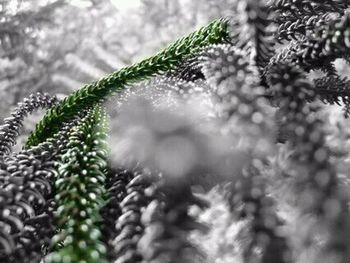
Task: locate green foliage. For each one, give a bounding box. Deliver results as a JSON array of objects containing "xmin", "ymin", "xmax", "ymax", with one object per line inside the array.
[
  {"xmin": 47, "ymin": 106, "xmax": 109, "ymax": 263},
  {"xmin": 26, "ymin": 18, "xmax": 230, "ymax": 147}
]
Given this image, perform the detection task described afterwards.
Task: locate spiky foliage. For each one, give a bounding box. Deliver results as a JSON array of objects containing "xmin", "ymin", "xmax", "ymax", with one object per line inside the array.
[
  {"xmin": 101, "ymin": 169, "xmax": 133, "ymax": 261},
  {"xmin": 267, "ymin": 11, "xmax": 350, "ymax": 72},
  {"xmin": 26, "ymin": 18, "xmax": 230, "ymax": 147},
  {"xmin": 199, "ymin": 44, "xmax": 268, "ymax": 127},
  {"xmin": 271, "ymin": 0, "xmax": 349, "ymax": 22},
  {"xmin": 46, "ymin": 106, "xmax": 109, "ymax": 263},
  {"xmin": 0, "ymin": 93, "xmax": 58, "ymax": 156},
  {"xmin": 168, "ymin": 57, "xmax": 204, "ymax": 82},
  {"xmin": 275, "ymin": 13, "xmax": 340, "ymax": 43},
  {"xmin": 0, "ymin": 118, "xmax": 79, "ymax": 262},
  {"xmin": 139, "ymin": 178, "xmax": 208, "ymax": 263},
  {"xmin": 314, "ymin": 75, "xmax": 350, "ymax": 117},
  {"xmin": 102, "ymin": 168, "xmax": 154, "ymax": 263},
  {"xmin": 229, "ymin": 0, "xmax": 275, "ymax": 79}
]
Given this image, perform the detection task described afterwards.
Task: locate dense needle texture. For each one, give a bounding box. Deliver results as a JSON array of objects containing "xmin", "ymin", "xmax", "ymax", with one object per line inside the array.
[{"xmin": 47, "ymin": 106, "xmax": 109, "ymax": 263}]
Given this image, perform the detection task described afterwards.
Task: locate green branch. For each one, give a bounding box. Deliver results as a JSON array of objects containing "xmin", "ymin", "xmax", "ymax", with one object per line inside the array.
[
  {"xmin": 26, "ymin": 18, "xmax": 230, "ymax": 147},
  {"xmin": 47, "ymin": 106, "xmax": 109, "ymax": 263}
]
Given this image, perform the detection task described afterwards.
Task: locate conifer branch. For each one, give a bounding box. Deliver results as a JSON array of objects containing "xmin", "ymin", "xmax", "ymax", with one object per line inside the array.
[
  {"xmin": 139, "ymin": 179, "xmax": 208, "ymax": 263},
  {"xmin": 0, "ymin": 93, "xmax": 58, "ymax": 156},
  {"xmin": 47, "ymin": 106, "xmax": 109, "ymax": 263},
  {"xmin": 314, "ymin": 75, "xmax": 350, "ymax": 117},
  {"xmin": 0, "ymin": 118, "xmax": 79, "ymax": 262},
  {"xmin": 26, "ymin": 19, "xmax": 230, "ymax": 147},
  {"xmin": 275, "ymin": 13, "xmax": 340, "ymax": 43},
  {"xmin": 102, "ymin": 168, "xmax": 154, "ymax": 263},
  {"xmin": 271, "ymin": 0, "xmax": 349, "ymax": 22},
  {"xmin": 229, "ymin": 0, "xmax": 275, "ymax": 77},
  {"xmin": 267, "ymin": 11, "xmax": 350, "ymax": 73}
]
